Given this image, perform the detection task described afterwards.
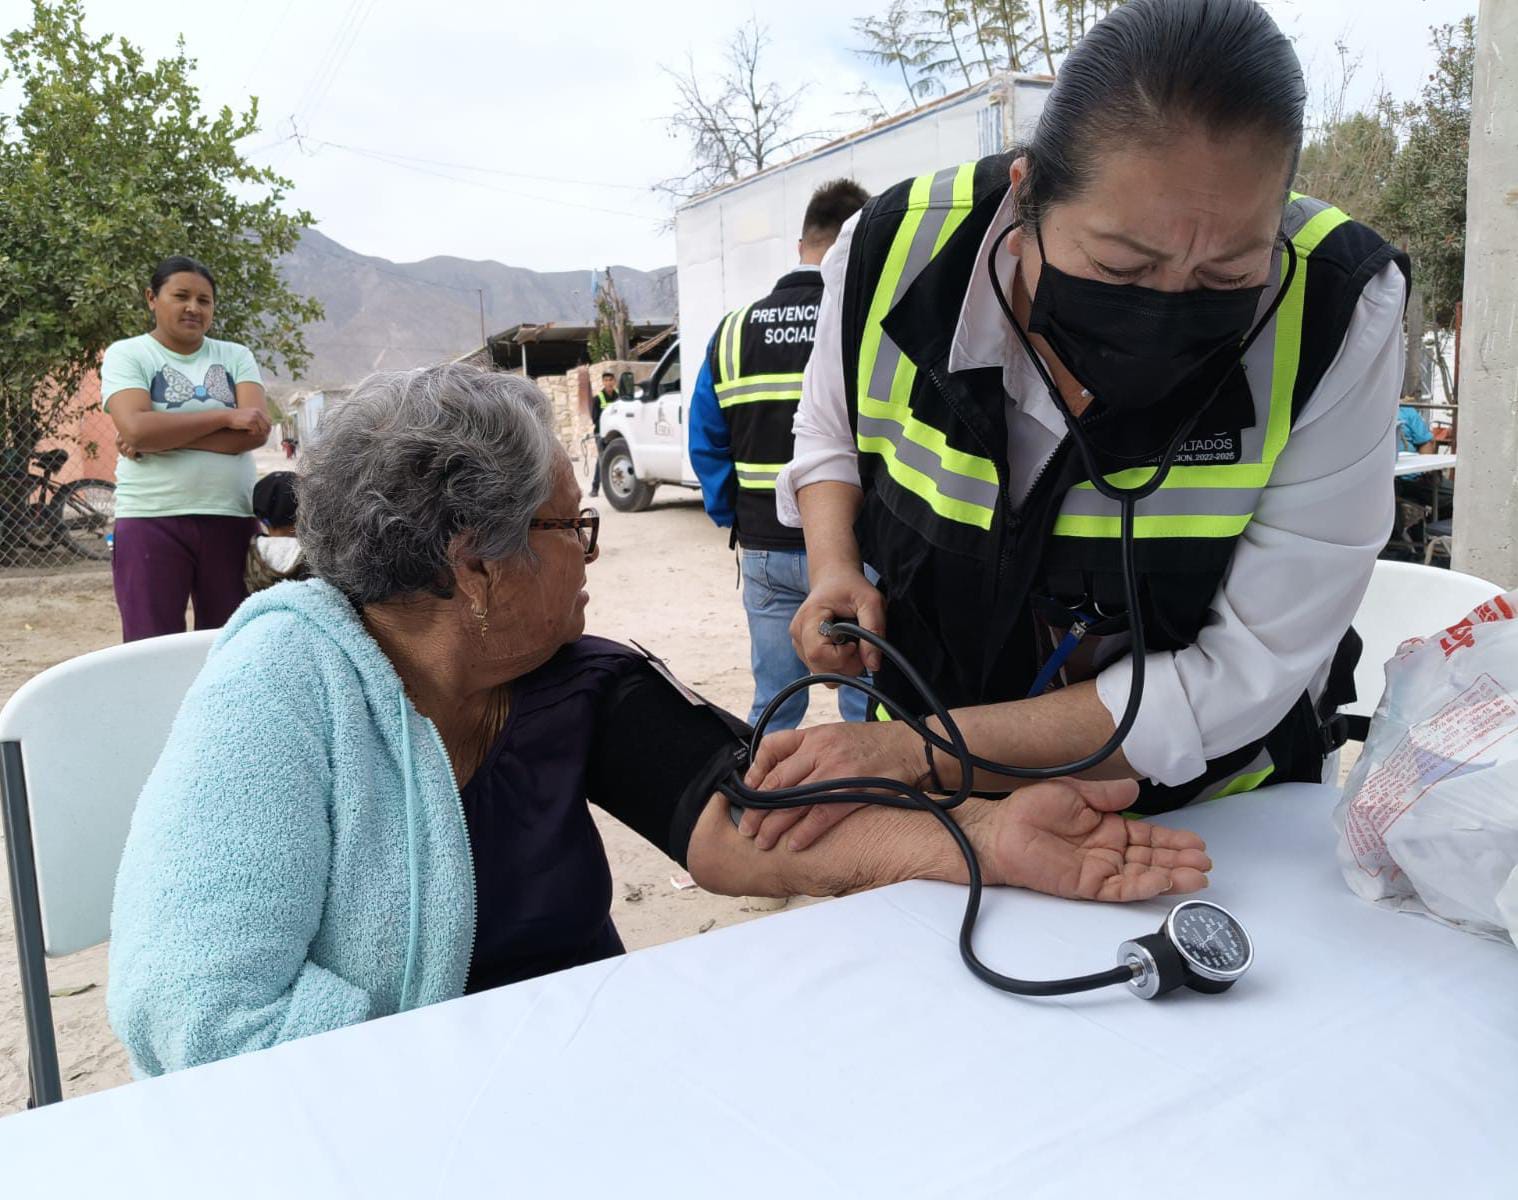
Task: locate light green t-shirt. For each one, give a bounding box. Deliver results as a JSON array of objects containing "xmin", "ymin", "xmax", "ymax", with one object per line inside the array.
[{"xmin": 101, "ymin": 333, "xmax": 263, "ymax": 519}]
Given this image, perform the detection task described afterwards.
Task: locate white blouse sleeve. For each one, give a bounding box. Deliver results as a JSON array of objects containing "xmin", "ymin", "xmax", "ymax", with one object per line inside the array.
[
  {"xmin": 1095, "ymin": 261, "xmax": 1407, "ymax": 787},
  {"xmin": 776, "ymin": 212, "xmax": 864, "ymax": 528}
]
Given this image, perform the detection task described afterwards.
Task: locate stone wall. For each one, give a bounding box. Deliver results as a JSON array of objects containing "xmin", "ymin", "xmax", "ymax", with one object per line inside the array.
[{"xmin": 533, "ymin": 358, "xmax": 657, "ymax": 457}]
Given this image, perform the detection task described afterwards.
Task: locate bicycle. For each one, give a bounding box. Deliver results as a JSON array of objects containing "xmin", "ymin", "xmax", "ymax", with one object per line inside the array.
[
  {"xmin": 0, "ymin": 449, "xmax": 116, "ymax": 563},
  {"xmin": 574, "ymin": 429, "xmax": 599, "ymax": 482}
]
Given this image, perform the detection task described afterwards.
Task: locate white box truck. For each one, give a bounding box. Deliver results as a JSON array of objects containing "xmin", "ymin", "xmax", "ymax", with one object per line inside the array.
[{"xmin": 595, "ymin": 73, "xmax": 1053, "ymax": 512}]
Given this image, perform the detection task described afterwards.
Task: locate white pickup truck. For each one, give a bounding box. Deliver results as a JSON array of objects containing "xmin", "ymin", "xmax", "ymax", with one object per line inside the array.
[
  {"xmin": 595, "ymin": 72, "xmax": 1051, "ymax": 514},
  {"xmin": 594, "ymin": 338, "xmax": 686, "ymax": 512}
]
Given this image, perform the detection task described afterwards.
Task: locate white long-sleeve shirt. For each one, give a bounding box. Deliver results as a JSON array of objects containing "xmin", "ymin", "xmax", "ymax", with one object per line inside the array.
[{"xmin": 777, "ymin": 192, "xmax": 1404, "ymax": 787}]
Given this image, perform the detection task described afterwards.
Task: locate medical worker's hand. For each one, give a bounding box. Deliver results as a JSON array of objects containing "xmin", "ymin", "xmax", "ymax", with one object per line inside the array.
[
  {"xmin": 790, "ymin": 565, "xmax": 886, "ymax": 677},
  {"xmin": 739, "ymin": 720, "xmax": 925, "ymax": 849}
]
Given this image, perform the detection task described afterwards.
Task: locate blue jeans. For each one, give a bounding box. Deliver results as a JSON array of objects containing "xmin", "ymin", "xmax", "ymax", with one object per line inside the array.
[{"xmin": 740, "ymin": 548, "xmax": 868, "ymax": 730}]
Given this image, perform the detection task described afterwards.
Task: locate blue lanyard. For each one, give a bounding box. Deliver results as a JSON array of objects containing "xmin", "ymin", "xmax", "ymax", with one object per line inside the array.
[{"xmin": 1026, "ymin": 614, "xmax": 1094, "ymax": 700}]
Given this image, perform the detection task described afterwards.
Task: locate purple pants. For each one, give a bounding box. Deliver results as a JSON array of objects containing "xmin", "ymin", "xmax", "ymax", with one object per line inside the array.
[{"xmin": 112, "ymin": 515, "xmax": 258, "ymax": 642}]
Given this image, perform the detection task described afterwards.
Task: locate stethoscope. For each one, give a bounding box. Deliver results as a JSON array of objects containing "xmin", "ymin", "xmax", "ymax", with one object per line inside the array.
[{"xmin": 718, "ymin": 223, "xmax": 1299, "ymax": 1000}]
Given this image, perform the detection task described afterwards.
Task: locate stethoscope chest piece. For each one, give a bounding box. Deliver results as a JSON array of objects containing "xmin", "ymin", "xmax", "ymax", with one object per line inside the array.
[{"xmin": 1118, "ymin": 900, "xmax": 1254, "ymax": 1000}]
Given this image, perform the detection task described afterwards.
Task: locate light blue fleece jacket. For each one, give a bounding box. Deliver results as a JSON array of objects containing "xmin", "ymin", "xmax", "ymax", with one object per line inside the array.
[{"xmin": 108, "ymin": 579, "xmax": 476, "ymax": 1076}]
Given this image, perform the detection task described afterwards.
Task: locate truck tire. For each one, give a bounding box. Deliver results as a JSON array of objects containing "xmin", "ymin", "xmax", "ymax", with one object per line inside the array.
[{"xmin": 599, "ymin": 438, "xmax": 656, "ymax": 513}]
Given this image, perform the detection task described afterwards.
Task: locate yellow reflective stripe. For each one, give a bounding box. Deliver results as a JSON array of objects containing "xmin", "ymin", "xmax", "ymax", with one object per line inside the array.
[
  {"xmin": 715, "ymin": 372, "xmax": 805, "ymax": 391},
  {"xmin": 1051, "ymin": 512, "xmax": 1254, "ymax": 539},
  {"xmin": 1213, "ymin": 764, "xmax": 1275, "ymax": 798},
  {"xmin": 735, "ymin": 461, "xmax": 784, "ymax": 490},
  {"xmin": 855, "ymin": 164, "xmax": 999, "ymax": 529},
  {"xmin": 720, "ymin": 305, "xmax": 753, "ymax": 382},
  {"xmin": 1267, "ymin": 203, "xmax": 1349, "ymax": 464},
  {"xmin": 931, "ymin": 161, "xmax": 977, "ymax": 256},
  {"xmin": 874, "ymin": 703, "xmax": 892, "ymax": 722},
  {"xmin": 858, "ymin": 395, "xmax": 999, "ymax": 484},
  {"xmin": 733, "ymin": 304, "xmax": 753, "ymax": 374},
  {"xmin": 857, "ymin": 173, "xmax": 935, "ymax": 414},
  {"xmin": 716, "ymin": 311, "xmax": 734, "ymax": 381},
  {"xmin": 857, "ymin": 434, "xmax": 995, "ymax": 529}
]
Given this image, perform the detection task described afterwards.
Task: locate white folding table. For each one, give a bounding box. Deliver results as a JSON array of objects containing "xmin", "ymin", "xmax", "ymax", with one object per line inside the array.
[
  {"xmin": 1393, "ymin": 450, "xmax": 1456, "ymax": 478},
  {"xmin": 1, "ymin": 783, "xmax": 1513, "ymax": 1198}
]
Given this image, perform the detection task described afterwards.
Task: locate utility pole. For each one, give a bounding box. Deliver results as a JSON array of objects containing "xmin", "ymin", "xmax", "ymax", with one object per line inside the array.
[
  {"xmin": 477, "ymin": 289, "xmax": 488, "ymax": 359},
  {"xmin": 1453, "ymin": 0, "xmax": 1518, "ymax": 587}
]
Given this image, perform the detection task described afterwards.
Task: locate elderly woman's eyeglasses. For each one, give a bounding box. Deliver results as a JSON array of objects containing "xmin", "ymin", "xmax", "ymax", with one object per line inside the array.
[{"xmin": 528, "ymin": 508, "xmax": 600, "ymax": 560}]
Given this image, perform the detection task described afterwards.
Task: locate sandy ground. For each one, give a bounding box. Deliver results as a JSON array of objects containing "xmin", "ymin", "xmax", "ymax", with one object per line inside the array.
[{"xmin": 0, "ymin": 456, "xmax": 838, "ymax": 1114}]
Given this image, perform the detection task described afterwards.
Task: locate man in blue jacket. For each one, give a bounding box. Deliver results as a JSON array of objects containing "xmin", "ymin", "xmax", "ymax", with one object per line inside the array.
[{"xmin": 690, "ymin": 179, "xmax": 870, "ymax": 730}]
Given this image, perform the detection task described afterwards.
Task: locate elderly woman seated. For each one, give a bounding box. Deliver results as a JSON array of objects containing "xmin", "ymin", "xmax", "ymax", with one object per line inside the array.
[{"xmin": 108, "ymin": 365, "xmax": 1209, "ymax": 1075}]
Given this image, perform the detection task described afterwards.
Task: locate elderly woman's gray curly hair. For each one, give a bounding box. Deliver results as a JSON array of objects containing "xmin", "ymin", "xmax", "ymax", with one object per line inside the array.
[{"xmin": 297, "ymin": 364, "xmax": 563, "ymax": 605}]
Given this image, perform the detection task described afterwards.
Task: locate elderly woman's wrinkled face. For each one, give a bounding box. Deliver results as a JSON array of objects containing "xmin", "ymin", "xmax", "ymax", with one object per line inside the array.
[{"xmin": 482, "ymin": 458, "xmax": 595, "ymax": 671}]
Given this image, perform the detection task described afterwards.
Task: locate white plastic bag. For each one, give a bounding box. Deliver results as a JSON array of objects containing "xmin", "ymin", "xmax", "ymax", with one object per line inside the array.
[{"xmin": 1334, "ymin": 590, "xmax": 1518, "ymax": 945}]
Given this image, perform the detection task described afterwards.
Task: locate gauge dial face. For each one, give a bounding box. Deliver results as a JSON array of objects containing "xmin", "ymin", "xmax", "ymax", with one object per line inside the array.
[{"xmin": 1166, "ymin": 902, "xmax": 1252, "ymax": 980}]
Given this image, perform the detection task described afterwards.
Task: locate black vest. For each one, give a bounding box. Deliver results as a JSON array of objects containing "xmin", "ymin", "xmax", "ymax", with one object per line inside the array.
[
  {"xmin": 707, "ymin": 268, "xmax": 824, "ymax": 550},
  {"xmin": 841, "ymin": 156, "xmax": 1408, "ymax": 812}
]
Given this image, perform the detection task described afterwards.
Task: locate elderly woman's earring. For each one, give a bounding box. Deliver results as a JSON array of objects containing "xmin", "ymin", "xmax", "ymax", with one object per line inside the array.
[{"xmin": 472, "ymin": 604, "xmax": 489, "ymax": 636}]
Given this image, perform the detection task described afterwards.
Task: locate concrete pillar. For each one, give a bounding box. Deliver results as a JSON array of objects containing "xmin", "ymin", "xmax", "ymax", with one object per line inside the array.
[{"xmin": 1454, "ymin": 0, "xmax": 1518, "ymax": 587}]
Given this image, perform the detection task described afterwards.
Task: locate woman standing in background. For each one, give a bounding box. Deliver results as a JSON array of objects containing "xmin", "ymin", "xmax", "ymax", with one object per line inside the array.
[{"xmin": 102, "ymin": 256, "xmax": 271, "ymax": 641}]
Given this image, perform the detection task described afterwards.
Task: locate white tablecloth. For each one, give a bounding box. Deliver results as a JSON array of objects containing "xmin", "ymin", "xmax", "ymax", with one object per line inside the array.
[
  {"xmin": 1395, "ymin": 450, "xmax": 1457, "ymax": 477},
  {"xmin": 2, "ymin": 784, "xmax": 1514, "ymax": 1198}
]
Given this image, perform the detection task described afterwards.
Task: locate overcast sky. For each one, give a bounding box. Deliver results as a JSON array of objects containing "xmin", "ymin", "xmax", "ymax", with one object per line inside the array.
[{"xmin": 2, "ymin": 0, "xmax": 1476, "ymax": 272}]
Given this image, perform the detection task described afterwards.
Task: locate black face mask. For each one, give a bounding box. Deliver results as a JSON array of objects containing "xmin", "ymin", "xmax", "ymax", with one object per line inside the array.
[{"xmin": 1024, "ymin": 224, "xmax": 1267, "ymax": 414}]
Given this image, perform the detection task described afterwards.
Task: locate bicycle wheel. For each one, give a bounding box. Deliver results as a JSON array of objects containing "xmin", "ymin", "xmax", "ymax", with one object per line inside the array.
[{"xmin": 53, "ymin": 479, "xmax": 116, "ymax": 560}]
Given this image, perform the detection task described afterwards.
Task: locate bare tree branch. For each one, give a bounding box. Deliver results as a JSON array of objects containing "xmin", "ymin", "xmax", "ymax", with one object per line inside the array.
[{"xmin": 656, "ymin": 19, "xmax": 830, "ymax": 202}]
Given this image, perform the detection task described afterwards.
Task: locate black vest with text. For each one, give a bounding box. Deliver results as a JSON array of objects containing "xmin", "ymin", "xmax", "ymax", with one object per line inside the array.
[{"xmin": 707, "ymin": 268, "xmax": 824, "ymax": 550}]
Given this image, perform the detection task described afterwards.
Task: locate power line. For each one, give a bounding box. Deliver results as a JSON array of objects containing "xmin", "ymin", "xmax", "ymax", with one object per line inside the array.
[
  {"xmin": 239, "ymin": 0, "xmax": 298, "ymax": 92},
  {"xmin": 297, "ymin": 0, "xmax": 379, "ymax": 128},
  {"xmin": 316, "ymin": 141, "xmax": 657, "ymax": 220},
  {"xmin": 292, "ymin": 0, "xmax": 365, "ymax": 121},
  {"xmin": 322, "ymin": 143, "xmax": 652, "ymax": 192}
]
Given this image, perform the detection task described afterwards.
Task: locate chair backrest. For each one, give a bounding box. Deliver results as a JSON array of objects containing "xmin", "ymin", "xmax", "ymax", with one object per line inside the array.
[
  {"xmin": 0, "ymin": 630, "xmax": 216, "ymax": 956},
  {"xmin": 1349, "ymin": 561, "xmax": 1507, "ymax": 720}
]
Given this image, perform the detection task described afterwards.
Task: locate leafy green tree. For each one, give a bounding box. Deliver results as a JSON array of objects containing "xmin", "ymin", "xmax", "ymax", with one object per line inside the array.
[
  {"xmin": 855, "ymin": 1, "xmax": 943, "ymax": 110},
  {"xmin": 861, "ymin": 0, "xmax": 1125, "ymax": 112},
  {"xmin": 1295, "ymin": 108, "xmax": 1400, "ymax": 229},
  {"xmin": 0, "ymin": 0, "xmax": 321, "ymax": 457},
  {"xmin": 1380, "ymin": 18, "xmax": 1474, "ymax": 331}
]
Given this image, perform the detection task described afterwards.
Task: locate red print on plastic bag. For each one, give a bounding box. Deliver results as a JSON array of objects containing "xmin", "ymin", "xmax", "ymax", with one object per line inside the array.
[{"xmin": 1438, "ymin": 594, "xmax": 1515, "ymax": 659}]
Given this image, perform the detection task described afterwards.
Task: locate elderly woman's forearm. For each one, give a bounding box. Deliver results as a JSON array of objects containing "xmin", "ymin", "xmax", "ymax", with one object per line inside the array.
[{"xmin": 686, "ymin": 793, "xmax": 995, "ymax": 898}]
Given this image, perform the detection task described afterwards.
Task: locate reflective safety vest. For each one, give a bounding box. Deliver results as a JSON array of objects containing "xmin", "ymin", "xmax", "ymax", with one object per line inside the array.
[
  {"xmin": 706, "ymin": 268, "xmax": 824, "ymax": 550},
  {"xmin": 592, "ymin": 387, "xmax": 617, "ymax": 431},
  {"xmin": 841, "ymin": 155, "xmax": 1408, "ymax": 813}
]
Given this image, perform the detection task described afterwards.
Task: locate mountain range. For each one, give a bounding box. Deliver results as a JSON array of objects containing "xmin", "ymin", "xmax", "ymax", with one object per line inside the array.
[{"xmin": 272, "ymin": 228, "xmax": 675, "ymax": 389}]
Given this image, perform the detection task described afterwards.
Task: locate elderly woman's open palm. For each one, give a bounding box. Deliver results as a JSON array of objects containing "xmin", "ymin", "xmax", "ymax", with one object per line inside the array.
[{"xmin": 989, "ymin": 778, "xmax": 1210, "ymax": 902}]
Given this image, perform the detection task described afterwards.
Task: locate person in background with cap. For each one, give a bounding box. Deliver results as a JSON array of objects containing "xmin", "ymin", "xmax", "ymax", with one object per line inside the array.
[{"xmin": 245, "ymin": 471, "xmax": 309, "ymax": 593}]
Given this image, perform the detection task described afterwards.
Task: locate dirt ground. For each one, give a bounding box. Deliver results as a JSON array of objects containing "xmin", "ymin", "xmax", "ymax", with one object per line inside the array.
[{"xmin": 0, "ymin": 463, "xmax": 833, "ymax": 1114}]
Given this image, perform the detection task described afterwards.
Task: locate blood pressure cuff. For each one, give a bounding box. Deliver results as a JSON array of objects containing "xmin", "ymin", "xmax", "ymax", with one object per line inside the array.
[{"xmin": 584, "ymin": 646, "xmax": 751, "ymax": 869}]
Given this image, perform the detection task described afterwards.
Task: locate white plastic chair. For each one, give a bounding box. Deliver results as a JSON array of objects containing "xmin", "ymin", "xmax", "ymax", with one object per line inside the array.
[
  {"xmin": 1347, "ymin": 560, "xmax": 1506, "ymax": 725},
  {"xmin": 0, "ymin": 630, "xmax": 216, "ymax": 1108}
]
